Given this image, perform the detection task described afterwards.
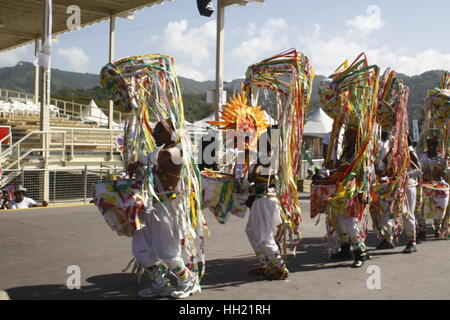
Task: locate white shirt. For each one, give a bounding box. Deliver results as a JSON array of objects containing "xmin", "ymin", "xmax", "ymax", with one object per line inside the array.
[{"xmin": 9, "ymin": 197, "xmax": 37, "ymax": 209}]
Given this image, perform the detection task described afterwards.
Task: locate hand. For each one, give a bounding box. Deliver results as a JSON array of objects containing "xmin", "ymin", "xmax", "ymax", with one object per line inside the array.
[{"xmin": 127, "ymin": 162, "xmax": 139, "ymax": 177}]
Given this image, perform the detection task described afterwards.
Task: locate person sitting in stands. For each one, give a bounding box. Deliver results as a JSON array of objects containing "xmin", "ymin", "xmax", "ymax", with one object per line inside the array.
[
  {"xmin": 9, "ymin": 186, "xmax": 48, "ymax": 209},
  {"xmin": 0, "ymin": 189, "xmax": 12, "ymax": 209}
]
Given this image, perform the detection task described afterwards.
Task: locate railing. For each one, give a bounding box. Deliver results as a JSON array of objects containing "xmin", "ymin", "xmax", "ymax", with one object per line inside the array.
[
  {"xmin": 51, "ymin": 126, "xmax": 122, "ymax": 161},
  {"xmin": 1, "ymin": 166, "xmax": 122, "ymax": 204},
  {"xmin": 0, "ymin": 130, "xmax": 66, "ymax": 170},
  {"xmin": 0, "ymin": 88, "xmax": 34, "ymax": 104},
  {"xmin": 50, "ymin": 98, "xmax": 123, "ymax": 125},
  {"xmin": 0, "ymin": 88, "xmax": 123, "ymax": 126},
  {"xmin": 0, "ymin": 127, "xmax": 123, "ymax": 170}
]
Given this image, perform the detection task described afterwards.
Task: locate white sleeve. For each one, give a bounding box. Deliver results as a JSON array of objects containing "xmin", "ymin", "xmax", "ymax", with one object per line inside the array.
[
  {"xmin": 170, "ymin": 148, "xmax": 182, "ymax": 165},
  {"xmin": 27, "ymin": 198, "xmax": 37, "ymax": 207},
  {"xmin": 147, "ymin": 148, "xmax": 161, "ymax": 166}
]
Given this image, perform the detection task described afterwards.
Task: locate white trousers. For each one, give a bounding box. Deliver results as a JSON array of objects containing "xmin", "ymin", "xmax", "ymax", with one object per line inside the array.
[
  {"xmin": 245, "ymin": 196, "xmax": 282, "ymax": 259},
  {"xmin": 403, "ymin": 184, "xmax": 417, "ymax": 237},
  {"xmin": 336, "ymin": 216, "xmax": 360, "ymax": 240},
  {"xmin": 376, "ymin": 184, "xmax": 416, "ymax": 240},
  {"xmin": 132, "ymin": 200, "xmax": 183, "ymax": 270}
]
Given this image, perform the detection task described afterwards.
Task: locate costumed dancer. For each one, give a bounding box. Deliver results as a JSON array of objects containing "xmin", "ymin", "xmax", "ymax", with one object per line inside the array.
[
  {"xmin": 371, "ymin": 68, "xmax": 418, "ymax": 253},
  {"xmin": 403, "ymin": 135, "xmax": 422, "ymax": 252},
  {"xmin": 245, "ymin": 126, "xmax": 288, "ymax": 280},
  {"xmin": 208, "ymin": 49, "xmax": 314, "ymax": 279},
  {"xmin": 316, "ymin": 53, "xmax": 379, "ymax": 268},
  {"xmin": 243, "ymin": 49, "xmax": 315, "ymax": 278},
  {"xmin": 415, "ymin": 72, "xmax": 450, "ymax": 240},
  {"xmin": 95, "ymin": 55, "xmax": 206, "ymax": 299},
  {"xmin": 208, "ymin": 91, "xmax": 287, "ymax": 279}
]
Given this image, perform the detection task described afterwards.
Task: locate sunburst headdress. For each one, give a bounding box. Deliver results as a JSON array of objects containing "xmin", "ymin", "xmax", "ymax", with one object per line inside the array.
[{"xmin": 208, "ymin": 91, "xmax": 269, "ymax": 150}]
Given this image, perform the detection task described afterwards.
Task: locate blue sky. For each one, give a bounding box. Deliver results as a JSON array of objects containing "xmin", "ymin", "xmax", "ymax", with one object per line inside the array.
[{"xmin": 0, "ymin": 0, "xmax": 449, "ymax": 81}]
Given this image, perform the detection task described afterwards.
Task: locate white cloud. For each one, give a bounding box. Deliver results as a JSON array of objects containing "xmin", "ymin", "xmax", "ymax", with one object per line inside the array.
[
  {"xmin": 246, "ymin": 23, "xmax": 257, "ymax": 37},
  {"xmin": 0, "ymin": 46, "xmax": 31, "ymax": 67},
  {"xmin": 296, "ymin": 6, "xmax": 449, "ymax": 77},
  {"xmin": 368, "ymin": 48, "xmax": 450, "ymax": 75},
  {"xmin": 176, "ymin": 64, "xmax": 214, "ymax": 82},
  {"xmin": 57, "ymin": 47, "xmax": 89, "ymax": 73},
  {"xmin": 231, "ymin": 18, "xmax": 290, "ymax": 66},
  {"xmin": 298, "ymin": 34, "xmax": 367, "ymax": 75},
  {"xmin": 141, "ymin": 20, "xmax": 216, "ymax": 81},
  {"xmin": 345, "ymin": 5, "xmax": 385, "ymax": 35}
]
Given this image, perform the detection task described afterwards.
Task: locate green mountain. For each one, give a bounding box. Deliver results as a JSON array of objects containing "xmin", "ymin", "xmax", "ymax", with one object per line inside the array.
[
  {"xmin": 0, "ymin": 61, "xmax": 99, "ymax": 92},
  {"xmin": 0, "ymin": 61, "xmax": 446, "ymax": 123}
]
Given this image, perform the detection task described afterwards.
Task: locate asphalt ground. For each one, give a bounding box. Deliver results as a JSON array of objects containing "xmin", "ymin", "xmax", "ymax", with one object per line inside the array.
[{"xmin": 0, "ymin": 194, "xmax": 449, "ymax": 300}]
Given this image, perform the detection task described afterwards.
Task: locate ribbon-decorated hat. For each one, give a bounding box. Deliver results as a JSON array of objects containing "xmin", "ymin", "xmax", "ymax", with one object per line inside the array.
[{"xmin": 208, "ymin": 91, "xmax": 269, "ymax": 150}]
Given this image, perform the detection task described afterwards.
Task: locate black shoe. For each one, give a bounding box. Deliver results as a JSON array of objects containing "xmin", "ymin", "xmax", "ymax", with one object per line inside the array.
[
  {"xmin": 330, "ymin": 243, "xmax": 352, "ymax": 260},
  {"xmin": 376, "ymin": 239, "xmax": 395, "ymax": 250},
  {"xmin": 417, "ymin": 230, "xmax": 426, "ymax": 242},
  {"xmin": 351, "ymin": 249, "xmax": 370, "ymax": 268},
  {"xmin": 402, "ymin": 242, "xmax": 417, "ymax": 254}
]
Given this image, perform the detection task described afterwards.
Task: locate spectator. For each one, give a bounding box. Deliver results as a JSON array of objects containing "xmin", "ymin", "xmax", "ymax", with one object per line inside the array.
[
  {"xmin": 8, "ymin": 186, "xmax": 48, "ymax": 209},
  {"xmin": 0, "ymin": 189, "xmax": 11, "ymax": 209}
]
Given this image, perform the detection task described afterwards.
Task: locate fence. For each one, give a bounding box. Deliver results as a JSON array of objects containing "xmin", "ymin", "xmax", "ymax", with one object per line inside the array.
[
  {"xmin": 0, "ymin": 88, "xmax": 124, "ymax": 127},
  {"xmin": 0, "ymin": 88, "xmax": 35, "ymax": 104},
  {"xmin": 0, "ymin": 159, "xmax": 321, "ymax": 206},
  {"xmin": 1, "ymin": 166, "xmax": 122, "ymax": 205},
  {"xmin": 50, "ymin": 98, "xmax": 123, "ymax": 125}
]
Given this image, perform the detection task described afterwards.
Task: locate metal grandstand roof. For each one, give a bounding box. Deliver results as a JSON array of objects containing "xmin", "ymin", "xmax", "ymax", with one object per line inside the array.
[{"xmin": 0, "ymin": 0, "xmax": 171, "ymax": 53}]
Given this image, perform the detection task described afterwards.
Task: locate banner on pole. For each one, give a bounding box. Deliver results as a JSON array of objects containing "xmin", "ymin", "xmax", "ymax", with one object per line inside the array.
[{"xmin": 34, "ymin": 0, "xmax": 53, "ymax": 70}]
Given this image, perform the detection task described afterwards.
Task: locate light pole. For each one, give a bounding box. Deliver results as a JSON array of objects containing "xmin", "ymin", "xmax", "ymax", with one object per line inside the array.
[
  {"xmin": 214, "ymin": 0, "xmax": 264, "ymax": 168},
  {"xmin": 214, "ymin": 0, "xmax": 265, "ymax": 120}
]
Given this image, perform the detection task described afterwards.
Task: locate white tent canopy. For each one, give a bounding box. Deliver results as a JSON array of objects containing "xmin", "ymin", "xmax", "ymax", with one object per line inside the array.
[
  {"xmin": 263, "ymin": 110, "xmax": 277, "ymax": 126},
  {"xmin": 82, "ymin": 100, "xmax": 117, "ymax": 128},
  {"xmin": 191, "ymin": 113, "xmax": 216, "ymax": 132},
  {"xmin": 189, "ymin": 110, "xmax": 278, "ymax": 133},
  {"xmin": 303, "ymin": 108, "xmax": 334, "ymax": 139}
]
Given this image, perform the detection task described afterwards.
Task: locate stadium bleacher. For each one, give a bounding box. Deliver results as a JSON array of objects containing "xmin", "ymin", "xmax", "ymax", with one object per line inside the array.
[{"xmin": 0, "ymin": 90, "xmax": 122, "ymax": 170}]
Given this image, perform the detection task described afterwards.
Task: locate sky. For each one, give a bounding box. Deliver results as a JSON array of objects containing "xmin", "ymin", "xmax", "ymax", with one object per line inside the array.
[{"xmin": 0, "ymin": 0, "xmax": 449, "ymax": 82}]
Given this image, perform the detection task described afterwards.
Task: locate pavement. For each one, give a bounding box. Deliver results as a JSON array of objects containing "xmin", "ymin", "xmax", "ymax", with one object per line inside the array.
[{"xmin": 0, "ymin": 194, "xmax": 449, "ymax": 300}]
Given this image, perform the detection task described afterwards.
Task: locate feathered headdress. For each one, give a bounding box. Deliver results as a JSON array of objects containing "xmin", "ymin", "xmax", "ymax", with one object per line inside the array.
[{"xmin": 208, "ymin": 91, "xmax": 269, "ymax": 150}]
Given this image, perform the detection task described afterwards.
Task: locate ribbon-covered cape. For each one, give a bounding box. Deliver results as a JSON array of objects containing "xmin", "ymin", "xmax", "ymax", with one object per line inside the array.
[
  {"xmin": 317, "ymin": 53, "xmax": 379, "ymax": 252},
  {"xmin": 97, "ymin": 54, "xmax": 207, "ymax": 278},
  {"xmin": 242, "ymin": 48, "xmax": 315, "ymax": 255},
  {"xmin": 419, "ymin": 71, "xmax": 450, "ymax": 158},
  {"xmin": 374, "ymin": 68, "xmax": 411, "ymax": 215}
]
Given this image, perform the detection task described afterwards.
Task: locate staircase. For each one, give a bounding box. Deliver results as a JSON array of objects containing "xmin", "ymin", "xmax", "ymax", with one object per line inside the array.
[{"xmin": 0, "ymin": 114, "xmax": 123, "ymax": 172}]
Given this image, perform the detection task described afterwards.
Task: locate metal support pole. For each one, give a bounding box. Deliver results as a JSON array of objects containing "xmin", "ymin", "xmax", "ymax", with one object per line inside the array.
[
  {"xmin": 34, "ymin": 39, "xmax": 40, "ymax": 106},
  {"xmin": 39, "ymin": 1, "xmax": 51, "ymax": 202},
  {"xmin": 215, "ymin": 0, "xmax": 225, "ymax": 119},
  {"xmin": 108, "ymin": 15, "xmax": 115, "ymax": 131},
  {"xmin": 84, "ymin": 165, "xmax": 88, "ymax": 204},
  {"xmin": 53, "ymin": 170, "xmax": 56, "ymax": 205},
  {"xmin": 215, "ymin": 0, "xmax": 225, "ymax": 167}
]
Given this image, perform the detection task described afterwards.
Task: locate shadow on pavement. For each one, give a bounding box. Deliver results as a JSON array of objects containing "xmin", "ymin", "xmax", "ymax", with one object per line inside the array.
[
  {"xmin": 6, "ymin": 273, "xmax": 139, "ymax": 300},
  {"xmin": 8, "ymin": 227, "xmax": 440, "ymax": 299},
  {"xmin": 5, "ymin": 257, "xmax": 262, "ymax": 300},
  {"xmin": 288, "ymin": 236, "xmax": 355, "ymax": 271},
  {"xmin": 200, "ymin": 256, "xmax": 261, "ymax": 290}
]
